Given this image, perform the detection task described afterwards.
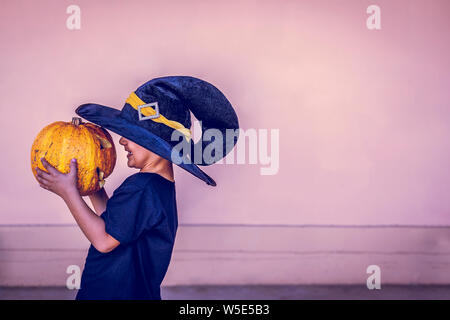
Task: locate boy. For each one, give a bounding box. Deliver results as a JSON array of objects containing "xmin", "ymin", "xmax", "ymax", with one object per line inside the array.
[
  {"xmin": 36, "ymin": 137, "xmax": 176, "ymax": 299},
  {"xmin": 35, "ymin": 76, "xmax": 239, "ymax": 299}
]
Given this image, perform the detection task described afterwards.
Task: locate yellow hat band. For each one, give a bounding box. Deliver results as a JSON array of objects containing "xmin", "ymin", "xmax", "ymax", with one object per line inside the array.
[{"xmin": 126, "ymin": 92, "xmax": 191, "ymax": 141}]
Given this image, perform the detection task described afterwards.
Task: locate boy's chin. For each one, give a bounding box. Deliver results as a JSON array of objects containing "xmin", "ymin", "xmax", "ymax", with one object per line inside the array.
[
  {"xmin": 127, "ymin": 157, "xmax": 144, "ymax": 169},
  {"xmin": 126, "ymin": 159, "xmax": 136, "ymax": 168}
]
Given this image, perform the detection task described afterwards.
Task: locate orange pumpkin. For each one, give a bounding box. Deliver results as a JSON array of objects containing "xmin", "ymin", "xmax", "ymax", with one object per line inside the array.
[{"xmin": 31, "ymin": 117, "xmax": 116, "ymax": 196}]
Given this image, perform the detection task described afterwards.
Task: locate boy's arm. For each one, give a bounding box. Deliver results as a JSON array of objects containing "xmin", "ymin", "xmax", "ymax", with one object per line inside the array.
[
  {"xmin": 35, "ymin": 158, "xmax": 119, "ymax": 253},
  {"xmin": 62, "ymin": 189, "xmax": 119, "ymax": 253},
  {"xmin": 88, "ymin": 188, "xmax": 109, "ymax": 216}
]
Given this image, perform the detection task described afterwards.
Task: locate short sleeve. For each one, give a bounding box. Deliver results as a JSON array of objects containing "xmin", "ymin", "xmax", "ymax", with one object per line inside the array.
[{"xmin": 101, "ymin": 183, "xmax": 162, "ymax": 245}]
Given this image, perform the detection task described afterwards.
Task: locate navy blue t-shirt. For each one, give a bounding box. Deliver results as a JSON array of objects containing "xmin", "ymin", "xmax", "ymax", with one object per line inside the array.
[{"xmin": 76, "ymin": 172, "xmax": 178, "ymax": 300}]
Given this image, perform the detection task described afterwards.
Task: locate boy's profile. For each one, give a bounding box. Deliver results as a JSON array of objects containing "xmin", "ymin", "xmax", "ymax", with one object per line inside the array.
[{"xmin": 34, "ymin": 76, "xmax": 239, "ymax": 299}]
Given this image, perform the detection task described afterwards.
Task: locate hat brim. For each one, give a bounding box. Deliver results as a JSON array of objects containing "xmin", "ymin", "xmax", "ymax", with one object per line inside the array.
[{"xmin": 75, "ymin": 103, "xmax": 217, "ymax": 186}]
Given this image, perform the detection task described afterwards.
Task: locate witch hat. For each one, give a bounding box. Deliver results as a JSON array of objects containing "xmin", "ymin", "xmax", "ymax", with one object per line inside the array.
[{"xmin": 75, "ymin": 76, "xmax": 239, "ymax": 186}]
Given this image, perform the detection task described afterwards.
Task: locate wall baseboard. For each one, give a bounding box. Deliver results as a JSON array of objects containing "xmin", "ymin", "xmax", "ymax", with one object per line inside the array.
[{"xmin": 1, "ymin": 225, "xmax": 449, "ymax": 286}]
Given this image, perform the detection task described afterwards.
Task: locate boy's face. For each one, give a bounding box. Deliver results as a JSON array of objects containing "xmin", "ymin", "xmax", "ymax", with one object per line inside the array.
[{"xmin": 119, "ymin": 136, "xmax": 161, "ymax": 169}]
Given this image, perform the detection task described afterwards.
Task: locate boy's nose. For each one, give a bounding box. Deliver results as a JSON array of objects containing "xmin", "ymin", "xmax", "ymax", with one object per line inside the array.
[{"xmin": 119, "ymin": 137, "xmax": 127, "ymax": 145}]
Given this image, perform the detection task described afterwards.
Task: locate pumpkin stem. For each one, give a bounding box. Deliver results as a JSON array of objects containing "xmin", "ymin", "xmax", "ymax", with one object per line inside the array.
[{"xmin": 72, "ymin": 117, "xmax": 82, "ymax": 126}]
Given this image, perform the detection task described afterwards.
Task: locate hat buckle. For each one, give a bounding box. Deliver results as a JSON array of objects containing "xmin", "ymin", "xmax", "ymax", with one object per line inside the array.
[{"xmin": 138, "ymin": 102, "xmax": 160, "ymax": 120}]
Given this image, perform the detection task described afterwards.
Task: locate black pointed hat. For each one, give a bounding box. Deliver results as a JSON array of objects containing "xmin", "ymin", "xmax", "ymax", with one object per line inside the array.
[{"xmin": 75, "ymin": 76, "xmax": 239, "ymax": 186}]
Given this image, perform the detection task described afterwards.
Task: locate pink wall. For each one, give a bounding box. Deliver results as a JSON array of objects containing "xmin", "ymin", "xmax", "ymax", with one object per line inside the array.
[{"xmin": 1, "ymin": 0, "xmax": 450, "ymax": 225}]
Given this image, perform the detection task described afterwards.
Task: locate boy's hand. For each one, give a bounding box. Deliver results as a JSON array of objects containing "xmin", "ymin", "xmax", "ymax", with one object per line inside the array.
[{"xmin": 36, "ymin": 157, "xmax": 79, "ymax": 198}]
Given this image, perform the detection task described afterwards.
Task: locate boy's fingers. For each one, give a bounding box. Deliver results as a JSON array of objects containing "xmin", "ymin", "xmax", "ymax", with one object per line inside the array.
[
  {"xmin": 38, "ymin": 177, "xmax": 49, "ymax": 188},
  {"xmin": 69, "ymin": 158, "xmax": 78, "ymax": 173},
  {"xmin": 36, "ymin": 175, "xmax": 50, "ymax": 185},
  {"xmin": 36, "ymin": 167, "xmax": 52, "ymax": 180},
  {"xmin": 40, "ymin": 158, "xmax": 59, "ymax": 175},
  {"xmin": 39, "ymin": 184, "xmax": 49, "ymax": 190}
]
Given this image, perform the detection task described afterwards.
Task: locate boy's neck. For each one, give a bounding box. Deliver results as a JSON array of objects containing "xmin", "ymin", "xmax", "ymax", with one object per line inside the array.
[{"xmin": 140, "ymin": 160, "xmax": 174, "ymax": 183}]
